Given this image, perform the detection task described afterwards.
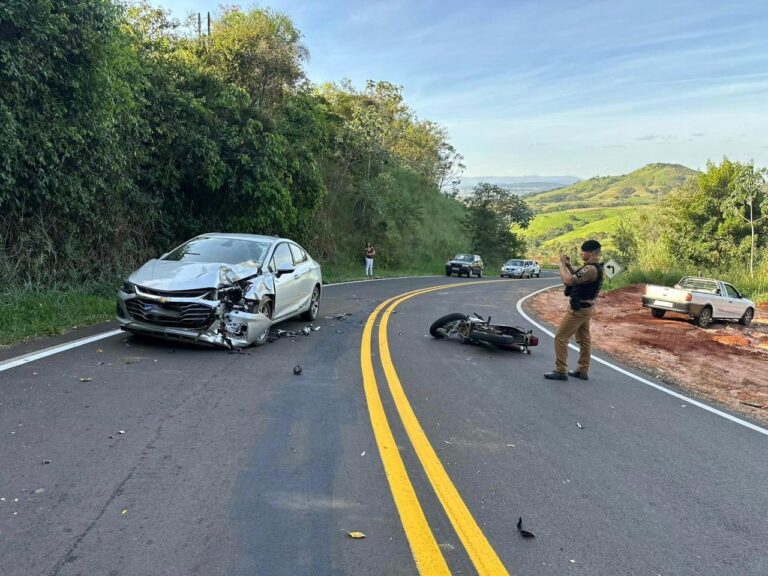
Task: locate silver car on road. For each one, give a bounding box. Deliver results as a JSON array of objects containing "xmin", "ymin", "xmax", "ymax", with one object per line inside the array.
[{"xmin": 116, "ymin": 233, "xmax": 322, "ymax": 348}]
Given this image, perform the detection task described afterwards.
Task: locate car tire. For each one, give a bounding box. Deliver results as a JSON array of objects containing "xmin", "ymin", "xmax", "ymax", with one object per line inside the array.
[
  {"xmin": 477, "ymin": 269, "xmax": 483, "ymax": 278},
  {"xmin": 739, "ymin": 307, "xmax": 754, "ymax": 326},
  {"xmin": 252, "ymin": 297, "xmax": 273, "ymax": 346},
  {"xmin": 300, "ymin": 286, "xmax": 320, "ymax": 321},
  {"xmin": 446, "ymin": 270, "xmax": 451, "ymax": 276},
  {"xmin": 695, "ymin": 306, "xmax": 713, "ymax": 329},
  {"xmin": 651, "ymin": 309, "xmax": 666, "ymax": 319},
  {"xmin": 429, "ymin": 312, "xmax": 469, "ymax": 338}
]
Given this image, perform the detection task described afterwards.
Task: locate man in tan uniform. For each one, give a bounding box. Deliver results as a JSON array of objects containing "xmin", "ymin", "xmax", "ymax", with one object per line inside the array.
[{"xmin": 544, "ymin": 239, "xmax": 604, "ymax": 381}]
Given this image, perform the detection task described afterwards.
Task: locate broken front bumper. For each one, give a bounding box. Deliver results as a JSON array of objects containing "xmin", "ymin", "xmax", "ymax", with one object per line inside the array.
[{"xmin": 116, "ymin": 287, "xmax": 271, "ymax": 348}]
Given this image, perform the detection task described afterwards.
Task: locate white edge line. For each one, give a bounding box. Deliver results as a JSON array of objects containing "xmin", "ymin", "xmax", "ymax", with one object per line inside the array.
[
  {"xmin": 0, "ymin": 330, "xmax": 123, "ymax": 373},
  {"xmin": 517, "ymin": 284, "xmax": 768, "ymax": 437},
  {"xmin": 0, "ymin": 275, "xmax": 442, "ymax": 372}
]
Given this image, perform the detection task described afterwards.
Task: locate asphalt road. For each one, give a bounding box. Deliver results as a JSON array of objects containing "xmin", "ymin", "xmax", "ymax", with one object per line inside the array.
[{"xmin": 1, "ymin": 275, "xmax": 766, "ymax": 576}]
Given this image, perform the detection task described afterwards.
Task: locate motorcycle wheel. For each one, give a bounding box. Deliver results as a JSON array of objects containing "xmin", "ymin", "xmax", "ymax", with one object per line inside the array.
[{"xmin": 429, "ymin": 313, "xmax": 469, "ymax": 338}]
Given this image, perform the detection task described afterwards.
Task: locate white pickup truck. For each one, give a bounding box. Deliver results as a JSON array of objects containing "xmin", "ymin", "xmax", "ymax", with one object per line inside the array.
[{"xmin": 642, "ymin": 276, "xmax": 755, "ymax": 328}]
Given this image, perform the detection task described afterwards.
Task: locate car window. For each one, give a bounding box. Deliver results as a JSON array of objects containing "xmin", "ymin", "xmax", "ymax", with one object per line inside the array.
[
  {"xmin": 454, "ymin": 254, "xmax": 473, "ymax": 262},
  {"xmin": 506, "ymin": 259, "xmax": 523, "ymax": 266},
  {"xmin": 723, "ymin": 284, "xmax": 739, "ymax": 298},
  {"xmin": 289, "ymin": 243, "xmax": 307, "ymax": 264},
  {"xmin": 164, "ymin": 237, "xmax": 272, "ymax": 265},
  {"xmin": 273, "ymin": 243, "xmax": 294, "ymax": 269}
]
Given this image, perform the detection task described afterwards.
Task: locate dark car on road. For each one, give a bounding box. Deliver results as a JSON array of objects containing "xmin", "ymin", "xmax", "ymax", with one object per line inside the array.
[{"xmin": 445, "ymin": 254, "xmax": 484, "ymax": 277}]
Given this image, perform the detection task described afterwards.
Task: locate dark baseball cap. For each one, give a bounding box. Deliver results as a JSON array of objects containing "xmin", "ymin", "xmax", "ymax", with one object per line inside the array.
[{"xmin": 581, "ymin": 240, "xmax": 601, "ymax": 252}]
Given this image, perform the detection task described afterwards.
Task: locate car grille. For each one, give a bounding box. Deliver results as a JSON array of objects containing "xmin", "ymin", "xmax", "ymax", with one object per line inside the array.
[
  {"xmin": 136, "ymin": 286, "xmax": 214, "ymax": 299},
  {"xmin": 125, "ymin": 298, "xmax": 215, "ymax": 329}
]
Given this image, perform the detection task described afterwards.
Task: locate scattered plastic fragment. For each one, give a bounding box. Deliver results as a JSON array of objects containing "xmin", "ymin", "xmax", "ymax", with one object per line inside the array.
[
  {"xmin": 118, "ymin": 430, "xmax": 125, "ymax": 435},
  {"xmin": 121, "ymin": 509, "xmax": 128, "ymax": 515},
  {"xmin": 42, "ymin": 460, "xmax": 51, "ymax": 465},
  {"xmin": 293, "ymin": 365, "xmax": 303, "ymax": 375},
  {"xmin": 570, "ymin": 559, "xmax": 576, "ymax": 564},
  {"xmin": 576, "ymin": 422, "xmax": 584, "ymax": 429},
  {"xmin": 79, "ymin": 377, "xmax": 92, "ymax": 382},
  {"xmin": 347, "ymin": 531, "xmax": 366, "ymax": 539},
  {"xmin": 739, "ymin": 401, "xmax": 764, "ymax": 408},
  {"xmin": 33, "ymin": 488, "xmax": 45, "ymax": 494},
  {"xmin": 360, "ymin": 451, "xmax": 366, "ymax": 456},
  {"xmin": 517, "ymin": 517, "xmax": 536, "ymax": 538}
]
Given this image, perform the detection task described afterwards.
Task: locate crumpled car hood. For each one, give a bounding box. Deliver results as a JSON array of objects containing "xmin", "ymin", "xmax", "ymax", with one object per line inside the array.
[{"xmin": 129, "ymin": 260, "xmax": 260, "ymax": 291}]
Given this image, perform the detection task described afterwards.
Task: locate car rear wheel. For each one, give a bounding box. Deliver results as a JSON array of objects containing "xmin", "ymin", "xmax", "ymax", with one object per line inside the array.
[
  {"xmin": 252, "ymin": 297, "xmax": 273, "ymax": 346},
  {"xmin": 300, "ymin": 286, "xmax": 320, "ymax": 321},
  {"xmin": 477, "ymin": 269, "xmax": 483, "ymax": 278},
  {"xmin": 651, "ymin": 309, "xmax": 666, "ymax": 319},
  {"xmin": 695, "ymin": 306, "xmax": 713, "ymax": 328},
  {"xmin": 739, "ymin": 307, "xmax": 754, "ymax": 326},
  {"xmin": 446, "ymin": 270, "xmax": 451, "ymax": 276}
]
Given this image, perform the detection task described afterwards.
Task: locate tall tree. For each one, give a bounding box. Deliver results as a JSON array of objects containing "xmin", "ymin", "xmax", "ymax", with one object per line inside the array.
[
  {"xmin": 464, "ymin": 183, "xmax": 533, "ymax": 265},
  {"xmin": 206, "ymin": 7, "xmax": 308, "ymax": 110},
  {"xmin": 722, "ymin": 162, "xmax": 768, "ymax": 277}
]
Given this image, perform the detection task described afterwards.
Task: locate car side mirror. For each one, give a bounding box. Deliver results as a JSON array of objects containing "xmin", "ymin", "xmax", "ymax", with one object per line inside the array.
[{"xmin": 276, "ymin": 263, "xmax": 295, "ymax": 277}]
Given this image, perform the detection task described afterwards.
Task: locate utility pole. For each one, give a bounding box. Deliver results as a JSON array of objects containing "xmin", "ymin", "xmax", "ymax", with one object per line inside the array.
[
  {"xmin": 197, "ymin": 12, "xmax": 201, "ymax": 38},
  {"xmin": 207, "ymin": 12, "xmax": 211, "ymax": 36}
]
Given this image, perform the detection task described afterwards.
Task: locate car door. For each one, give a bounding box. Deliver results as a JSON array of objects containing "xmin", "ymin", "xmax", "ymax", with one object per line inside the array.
[
  {"xmin": 289, "ymin": 242, "xmax": 315, "ymax": 310},
  {"xmin": 722, "ymin": 283, "xmax": 743, "ymax": 319},
  {"xmin": 270, "ymin": 242, "xmax": 302, "ymax": 319}
]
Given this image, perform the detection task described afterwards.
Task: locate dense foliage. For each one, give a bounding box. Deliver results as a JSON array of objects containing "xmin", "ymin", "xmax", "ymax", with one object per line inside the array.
[
  {"xmin": 463, "ymin": 183, "xmax": 533, "ymax": 266},
  {"xmin": 0, "ymin": 1, "xmax": 470, "ymax": 289}
]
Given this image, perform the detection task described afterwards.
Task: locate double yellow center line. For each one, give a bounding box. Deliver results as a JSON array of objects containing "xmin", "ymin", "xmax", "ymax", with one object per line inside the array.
[{"xmin": 360, "ymin": 282, "xmax": 510, "ymax": 575}]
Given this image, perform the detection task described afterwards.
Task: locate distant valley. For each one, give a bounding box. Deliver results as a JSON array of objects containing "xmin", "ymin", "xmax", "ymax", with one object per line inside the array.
[
  {"xmin": 516, "ymin": 163, "xmax": 697, "ymax": 258},
  {"xmin": 457, "ymin": 175, "xmax": 581, "ymax": 196}
]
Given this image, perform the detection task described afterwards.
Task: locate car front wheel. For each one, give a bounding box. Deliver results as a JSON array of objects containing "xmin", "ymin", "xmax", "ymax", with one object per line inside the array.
[
  {"xmin": 253, "ymin": 297, "xmax": 273, "ymax": 346},
  {"xmin": 740, "ymin": 307, "xmax": 754, "ymax": 326}
]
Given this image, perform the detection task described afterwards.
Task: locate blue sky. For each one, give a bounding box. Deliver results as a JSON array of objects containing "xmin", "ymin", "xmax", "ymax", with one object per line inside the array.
[{"xmin": 157, "ymin": 0, "xmax": 768, "ymax": 178}]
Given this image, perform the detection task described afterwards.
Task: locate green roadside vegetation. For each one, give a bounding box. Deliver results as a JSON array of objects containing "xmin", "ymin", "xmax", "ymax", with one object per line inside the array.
[{"xmin": 0, "ymin": 287, "xmax": 116, "ymax": 346}]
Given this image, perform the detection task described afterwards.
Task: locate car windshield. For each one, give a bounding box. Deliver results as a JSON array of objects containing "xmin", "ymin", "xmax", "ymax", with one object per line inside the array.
[
  {"xmin": 453, "ymin": 254, "xmax": 474, "ymax": 262},
  {"xmin": 506, "ymin": 259, "xmax": 524, "ymax": 266},
  {"xmin": 164, "ymin": 237, "xmax": 272, "ymax": 266}
]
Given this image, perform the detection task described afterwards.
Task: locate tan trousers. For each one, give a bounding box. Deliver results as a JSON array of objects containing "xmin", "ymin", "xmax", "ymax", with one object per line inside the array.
[{"xmin": 554, "ymin": 307, "xmax": 594, "ymax": 374}]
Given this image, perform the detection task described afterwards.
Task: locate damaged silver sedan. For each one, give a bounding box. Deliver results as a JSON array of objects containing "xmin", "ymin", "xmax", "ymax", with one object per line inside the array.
[{"xmin": 116, "ymin": 233, "xmax": 322, "ymax": 348}]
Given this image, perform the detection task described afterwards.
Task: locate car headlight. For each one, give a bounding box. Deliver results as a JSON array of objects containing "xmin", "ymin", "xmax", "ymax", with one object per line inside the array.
[{"xmin": 121, "ymin": 281, "xmax": 135, "ymax": 294}]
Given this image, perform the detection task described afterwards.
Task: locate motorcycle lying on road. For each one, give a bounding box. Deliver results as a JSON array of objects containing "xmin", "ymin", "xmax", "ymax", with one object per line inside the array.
[{"xmin": 429, "ymin": 313, "xmax": 538, "ymax": 353}]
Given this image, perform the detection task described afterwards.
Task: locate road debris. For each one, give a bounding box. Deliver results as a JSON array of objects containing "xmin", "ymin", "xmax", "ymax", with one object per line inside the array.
[
  {"xmin": 121, "ymin": 508, "xmax": 128, "ymax": 515},
  {"xmin": 739, "ymin": 401, "xmax": 764, "ymax": 408},
  {"xmin": 360, "ymin": 451, "xmax": 366, "ymax": 456},
  {"xmin": 517, "ymin": 517, "xmax": 536, "ymax": 538},
  {"xmin": 347, "ymin": 531, "xmax": 366, "ymax": 539},
  {"xmin": 293, "ymin": 365, "xmax": 303, "ymax": 375},
  {"xmin": 33, "ymin": 488, "xmax": 45, "ymax": 494},
  {"xmin": 576, "ymin": 422, "xmax": 584, "ymax": 429},
  {"xmin": 79, "ymin": 377, "xmax": 92, "ymax": 382},
  {"xmin": 42, "ymin": 460, "xmax": 51, "ymax": 465}
]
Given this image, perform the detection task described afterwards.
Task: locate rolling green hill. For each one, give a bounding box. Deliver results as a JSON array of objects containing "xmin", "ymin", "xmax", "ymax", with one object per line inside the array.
[
  {"xmin": 521, "ymin": 163, "xmax": 697, "ymax": 259},
  {"xmin": 525, "ymin": 163, "xmax": 697, "ymax": 212}
]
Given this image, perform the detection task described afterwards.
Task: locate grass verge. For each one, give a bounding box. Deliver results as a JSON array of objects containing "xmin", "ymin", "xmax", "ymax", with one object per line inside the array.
[{"xmin": 0, "ymin": 287, "xmax": 116, "ymax": 347}]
